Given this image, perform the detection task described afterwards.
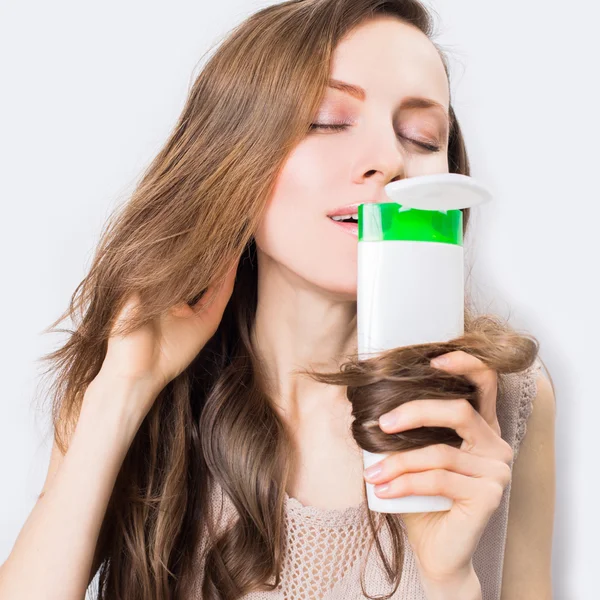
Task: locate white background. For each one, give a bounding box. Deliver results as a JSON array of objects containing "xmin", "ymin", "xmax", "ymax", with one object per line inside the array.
[{"xmin": 0, "ymin": 1, "xmax": 596, "ymax": 598}]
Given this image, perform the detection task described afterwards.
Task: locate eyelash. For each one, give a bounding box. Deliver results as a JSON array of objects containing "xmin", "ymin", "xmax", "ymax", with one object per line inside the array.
[{"xmin": 309, "ymin": 123, "xmax": 442, "ymax": 153}]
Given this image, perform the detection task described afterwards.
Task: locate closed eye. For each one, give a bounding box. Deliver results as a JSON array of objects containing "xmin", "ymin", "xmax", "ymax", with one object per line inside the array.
[{"xmin": 309, "ymin": 123, "xmax": 442, "ymax": 153}]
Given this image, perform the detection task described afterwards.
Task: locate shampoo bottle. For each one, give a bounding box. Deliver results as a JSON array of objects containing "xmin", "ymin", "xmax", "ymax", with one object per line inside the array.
[{"xmin": 358, "ymin": 173, "xmax": 493, "ymax": 513}]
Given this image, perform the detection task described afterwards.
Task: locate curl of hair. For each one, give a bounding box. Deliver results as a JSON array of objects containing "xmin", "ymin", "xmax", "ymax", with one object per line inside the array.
[{"xmin": 34, "ymin": 1, "xmax": 541, "ymax": 599}]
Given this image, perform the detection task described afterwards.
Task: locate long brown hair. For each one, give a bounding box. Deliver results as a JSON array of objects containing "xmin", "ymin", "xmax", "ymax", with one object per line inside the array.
[{"xmin": 36, "ymin": 1, "xmax": 540, "ymax": 598}]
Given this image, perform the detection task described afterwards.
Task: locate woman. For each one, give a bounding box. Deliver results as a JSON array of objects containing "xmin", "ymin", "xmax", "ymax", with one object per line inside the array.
[{"xmin": 0, "ymin": 1, "xmax": 556, "ymax": 599}]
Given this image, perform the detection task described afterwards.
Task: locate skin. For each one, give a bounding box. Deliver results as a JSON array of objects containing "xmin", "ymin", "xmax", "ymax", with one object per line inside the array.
[{"xmin": 251, "ymin": 15, "xmax": 451, "ymax": 510}]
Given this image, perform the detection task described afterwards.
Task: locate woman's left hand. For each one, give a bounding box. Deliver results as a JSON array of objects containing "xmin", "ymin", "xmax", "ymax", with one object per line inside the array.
[{"xmin": 363, "ymin": 350, "xmax": 514, "ymax": 583}]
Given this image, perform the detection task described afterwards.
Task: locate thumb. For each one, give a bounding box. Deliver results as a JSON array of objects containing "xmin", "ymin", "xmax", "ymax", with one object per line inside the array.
[{"xmin": 192, "ymin": 259, "xmax": 239, "ymax": 315}]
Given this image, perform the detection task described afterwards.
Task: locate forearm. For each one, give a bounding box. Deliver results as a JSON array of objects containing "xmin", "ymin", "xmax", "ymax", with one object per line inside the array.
[
  {"xmin": 419, "ymin": 564, "xmax": 482, "ymax": 600},
  {"xmin": 0, "ymin": 379, "xmax": 152, "ymax": 600}
]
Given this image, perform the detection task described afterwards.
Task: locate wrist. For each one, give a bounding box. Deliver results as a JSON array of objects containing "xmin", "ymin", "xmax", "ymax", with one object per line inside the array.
[
  {"xmin": 419, "ymin": 563, "xmax": 482, "ymax": 600},
  {"xmin": 81, "ymin": 374, "xmax": 157, "ymax": 438}
]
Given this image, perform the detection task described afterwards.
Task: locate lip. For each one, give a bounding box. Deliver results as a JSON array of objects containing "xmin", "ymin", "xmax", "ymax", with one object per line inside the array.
[
  {"xmin": 326, "ymin": 203, "xmax": 362, "ymax": 218},
  {"xmin": 326, "ymin": 196, "xmax": 388, "ymax": 217},
  {"xmin": 326, "ymin": 200, "xmax": 369, "ymax": 238},
  {"xmin": 328, "ymin": 219, "xmax": 358, "ymax": 237}
]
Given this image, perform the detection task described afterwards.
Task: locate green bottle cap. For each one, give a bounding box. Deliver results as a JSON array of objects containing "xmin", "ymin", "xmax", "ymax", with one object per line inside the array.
[{"xmin": 358, "ymin": 202, "xmax": 462, "ymax": 245}]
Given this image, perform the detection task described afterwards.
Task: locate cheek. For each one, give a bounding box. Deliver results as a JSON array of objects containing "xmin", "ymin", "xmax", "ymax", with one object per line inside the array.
[{"xmin": 253, "ymin": 146, "xmax": 359, "ymax": 297}]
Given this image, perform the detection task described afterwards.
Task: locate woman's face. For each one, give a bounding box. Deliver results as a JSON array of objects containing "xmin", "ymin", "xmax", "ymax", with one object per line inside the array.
[{"xmin": 253, "ymin": 16, "xmax": 450, "ymax": 299}]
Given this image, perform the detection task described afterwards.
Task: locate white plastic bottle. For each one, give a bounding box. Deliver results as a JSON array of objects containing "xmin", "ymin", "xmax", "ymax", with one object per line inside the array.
[{"xmin": 358, "ymin": 173, "xmax": 493, "ymax": 514}]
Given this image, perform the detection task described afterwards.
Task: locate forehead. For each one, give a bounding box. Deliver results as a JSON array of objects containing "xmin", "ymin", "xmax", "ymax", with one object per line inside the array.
[{"xmin": 329, "ymin": 16, "xmax": 449, "ymax": 110}]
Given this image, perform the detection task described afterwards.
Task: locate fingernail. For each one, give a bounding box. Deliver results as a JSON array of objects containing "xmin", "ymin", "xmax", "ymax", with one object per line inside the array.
[
  {"xmin": 374, "ymin": 483, "xmax": 390, "ymax": 495},
  {"xmin": 379, "ymin": 413, "xmax": 395, "ymax": 429},
  {"xmin": 364, "ymin": 463, "xmax": 383, "ymax": 480},
  {"xmin": 431, "ymin": 356, "xmax": 450, "ymax": 367}
]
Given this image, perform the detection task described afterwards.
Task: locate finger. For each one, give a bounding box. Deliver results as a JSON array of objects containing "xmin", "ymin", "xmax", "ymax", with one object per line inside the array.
[
  {"xmin": 181, "ymin": 259, "xmax": 239, "ymax": 320},
  {"xmin": 430, "ymin": 350, "xmax": 499, "ymax": 434},
  {"xmin": 214, "ymin": 258, "xmax": 239, "ymax": 294},
  {"xmin": 110, "ymin": 293, "xmax": 143, "ymax": 337},
  {"xmin": 373, "ymin": 468, "xmax": 508, "ymax": 512},
  {"xmin": 364, "ymin": 443, "xmax": 512, "ymax": 485},
  {"xmin": 379, "ymin": 398, "xmax": 498, "ymax": 454},
  {"xmin": 170, "ymin": 302, "xmax": 196, "ymax": 319}
]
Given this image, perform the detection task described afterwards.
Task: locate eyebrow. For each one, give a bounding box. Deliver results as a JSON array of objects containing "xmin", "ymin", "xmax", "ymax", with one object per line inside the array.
[{"xmin": 327, "ymin": 78, "xmax": 450, "ymax": 122}]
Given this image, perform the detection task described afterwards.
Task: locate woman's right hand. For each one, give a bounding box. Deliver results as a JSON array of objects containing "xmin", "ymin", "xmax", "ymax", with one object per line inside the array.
[{"xmin": 94, "ymin": 258, "xmax": 240, "ymax": 413}]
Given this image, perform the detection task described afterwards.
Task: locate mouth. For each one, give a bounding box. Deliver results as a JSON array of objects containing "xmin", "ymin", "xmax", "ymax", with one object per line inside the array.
[{"xmin": 328, "ymin": 214, "xmax": 359, "ymax": 237}]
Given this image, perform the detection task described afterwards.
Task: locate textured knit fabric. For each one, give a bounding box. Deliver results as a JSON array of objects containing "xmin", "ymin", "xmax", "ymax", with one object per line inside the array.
[{"xmin": 187, "ymin": 358, "xmax": 544, "ymax": 600}]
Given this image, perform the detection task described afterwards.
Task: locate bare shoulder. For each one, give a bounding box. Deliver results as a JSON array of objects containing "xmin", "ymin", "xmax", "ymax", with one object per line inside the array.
[{"xmin": 501, "ymin": 369, "xmax": 556, "ymax": 599}]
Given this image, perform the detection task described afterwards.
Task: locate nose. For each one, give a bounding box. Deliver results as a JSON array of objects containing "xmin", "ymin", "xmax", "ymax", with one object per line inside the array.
[{"xmin": 355, "ymin": 126, "xmax": 406, "ymax": 187}]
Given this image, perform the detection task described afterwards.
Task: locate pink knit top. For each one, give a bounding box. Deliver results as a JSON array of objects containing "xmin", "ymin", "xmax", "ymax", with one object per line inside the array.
[{"xmin": 187, "ymin": 358, "xmax": 544, "ymax": 600}]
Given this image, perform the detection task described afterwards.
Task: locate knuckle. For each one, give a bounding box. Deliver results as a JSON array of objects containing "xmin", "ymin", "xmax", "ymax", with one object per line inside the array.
[
  {"xmin": 396, "ymin": 472, "xmax": 412, "ymax": 493},
  {"xmin": 457, "ymin": 398, "xmax": 473, "ymax": 421},
  {"xmin": 495, "ymin": 438, "xmax": 514, "ymax": 464},
  {"xmin": 503, "ymin": 441, "xmax": 515, "ymax": 465},
  {"xmin": 387, "ymin": 452, "xmax": 404, "ymax": 474},
  {"xmin": 488, "ymin": 480, "xmax": 505, "ymax": 506},
  {"xmin": 431, "ymin": 470, "xmax": 450, "ymax": 493},
  {"xmin": 499, "ymin": 462, "xmax": 512, "ymax": 487},
  {"xmin": 430, "ymin": 443, "xmax": 453, "ymax": 463},
  {"xmin": 430, "ymin": 469, "xmax": 448, "ymax": 487}
]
